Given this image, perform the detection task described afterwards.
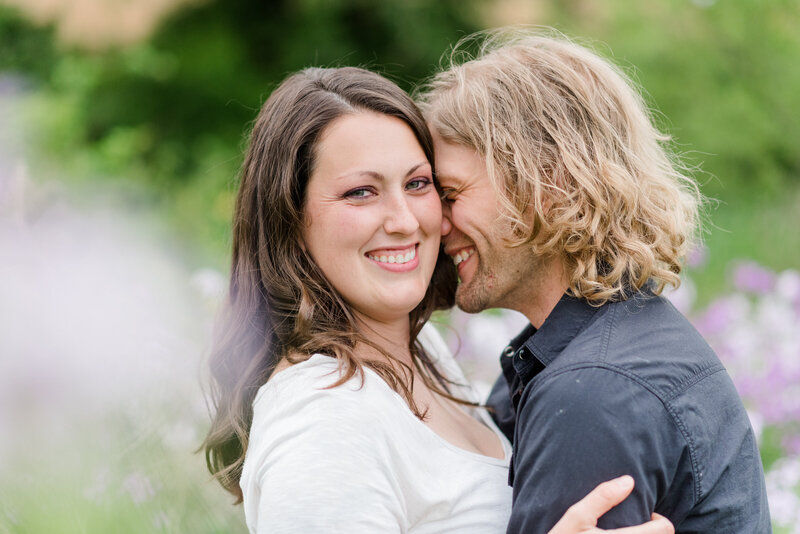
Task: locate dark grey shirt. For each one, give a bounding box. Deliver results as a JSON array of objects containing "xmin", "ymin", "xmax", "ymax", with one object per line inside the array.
[{"xmin": 488, "ymin": 290, "xmax": 771, "ymax": 533}]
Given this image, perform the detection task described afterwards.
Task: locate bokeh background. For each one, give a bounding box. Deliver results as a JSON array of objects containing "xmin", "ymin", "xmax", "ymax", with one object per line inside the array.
[{"xmin": 1, "ymin": 0, "xmax": 798, "ymax": 532}]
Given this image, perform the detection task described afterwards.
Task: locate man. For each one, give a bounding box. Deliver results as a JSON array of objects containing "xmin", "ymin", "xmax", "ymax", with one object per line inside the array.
[{"xmin": 419, "ymin": 31, "xmax": 771, "ymax": 532}]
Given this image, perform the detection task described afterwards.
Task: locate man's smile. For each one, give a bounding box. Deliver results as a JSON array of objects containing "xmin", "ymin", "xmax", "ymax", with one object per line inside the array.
[{"xmin": 450, "ymin": 246, "xmax": 475, "ymax": 266}]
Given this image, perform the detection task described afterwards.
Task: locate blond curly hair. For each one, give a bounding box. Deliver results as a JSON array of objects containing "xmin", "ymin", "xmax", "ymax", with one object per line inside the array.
[{"xmin": 418, "ymin": 29, "xmax": 703, "ymax": 304}]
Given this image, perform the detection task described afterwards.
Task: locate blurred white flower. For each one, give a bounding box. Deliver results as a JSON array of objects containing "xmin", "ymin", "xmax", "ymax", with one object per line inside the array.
[
  {"xmin": 765, "ymin": 457, "xmax": 800, "ymax": 531},
  {"xmin": 190, "ymin": 267, "xmax": 226, "ymax": 302},
  {"xmin": 665, "ymin": 275, "xmax": 696, "ymax": 314},
  {"xmin": 746, "ymin": 410, "xmax": 764, "ymax": 444},
  {"xmin": 775, "ymin": 270, "xmax": 800, "ymax": 302},
  {"xmin": 122, "ymin": 472, "xmax": 157, "ymax": 505},
  {"xmin": 437, "ymin": 308, "xmax": 528, "ymax": 391},
  {"xmin": 0, "ymin": 161, "xmax": 214, "ymax": 472}
]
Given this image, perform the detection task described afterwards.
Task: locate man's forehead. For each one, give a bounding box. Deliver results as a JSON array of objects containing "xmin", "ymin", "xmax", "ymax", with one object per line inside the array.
[
  {"xmin": 435, "ymin": 155, "xmax": 488, "ymax": 182},
  {"xmin": 435, "ymin": 164, "xmax": 493, "ymax": 189}
]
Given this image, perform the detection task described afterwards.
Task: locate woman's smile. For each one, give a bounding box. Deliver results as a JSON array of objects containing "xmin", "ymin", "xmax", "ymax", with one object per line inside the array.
[
  {"xmin": 366, "ymin": 244, "xmax": 419, "ymax": 271},
  {"xmin": 301, "ymin": 111, "xmax": 442, "ymax": 323}
]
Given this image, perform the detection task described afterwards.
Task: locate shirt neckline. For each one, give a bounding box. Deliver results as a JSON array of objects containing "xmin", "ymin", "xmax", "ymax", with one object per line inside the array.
[
  {"xmin": 360, "ymin": 362, "xmax": 512, "ymax": 466},
  {"xmin": 275, "ymin": 353, "xmax": 512, "ymax": 466}
]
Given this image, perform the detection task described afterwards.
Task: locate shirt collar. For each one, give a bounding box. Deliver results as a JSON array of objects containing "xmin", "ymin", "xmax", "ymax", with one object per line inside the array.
[
  {"xmin": 499, "ymin": 292, "xmax": 600, "ymax": 400},
  {"xmin": 523, "ymin": 292, "xmax": 600, "ymax": 366}
]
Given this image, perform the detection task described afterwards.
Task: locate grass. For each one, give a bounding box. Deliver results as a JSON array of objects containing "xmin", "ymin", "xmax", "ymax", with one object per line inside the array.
[
  {"xmin": 1, "ymin": 414, "xmax": 246, "ymax": 533},
  {"xmin": 691, "ymin": 183, "xmax": 800, "ymax": 307}
]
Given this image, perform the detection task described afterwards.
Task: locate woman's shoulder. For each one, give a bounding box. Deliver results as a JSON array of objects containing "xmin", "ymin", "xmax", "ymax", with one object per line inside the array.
[
  {"xmin": 259, "ymin": 353, "xmax": 341, "ymax": 393},
  {"xmin": 241, "ymin": 355, "xmax": 413, "ymax": 533},
  {"xmin": 243, "ymin": 355, "xmax": 419, "ymax": 492},
  {"xmin": 250, "ymin": 354, "xmax": 401, "ymax": 439},
  {"xmin": 254, "ymin": 354, "xmax": 365, "ymax": 410}
]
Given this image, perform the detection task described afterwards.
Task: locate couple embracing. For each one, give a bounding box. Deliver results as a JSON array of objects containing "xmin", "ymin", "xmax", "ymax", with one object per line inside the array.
[{"xmin": 203, "ymin": 29, "xmax": 770, "ymax": 533}]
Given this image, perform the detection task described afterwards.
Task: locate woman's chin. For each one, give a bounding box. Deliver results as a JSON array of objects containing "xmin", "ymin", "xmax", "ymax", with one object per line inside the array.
[{"xmin": 352, "ymin": 297, "xmax": 425, "ymax": 326}]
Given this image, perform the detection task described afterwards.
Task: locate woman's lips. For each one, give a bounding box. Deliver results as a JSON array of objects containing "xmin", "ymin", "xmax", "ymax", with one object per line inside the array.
[{"xmin": 365, "ymin": 244, "xmax": 419, "ymax": 272}]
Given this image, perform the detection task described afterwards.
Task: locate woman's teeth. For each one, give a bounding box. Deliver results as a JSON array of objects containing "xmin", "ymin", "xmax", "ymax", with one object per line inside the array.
[
  {"xmin": 453, "ymin": 248, "xmax": 474, "ymax": 266},
  {"xmin": 368, "ymin": 248, "xmax": 416, "ymax": 264}
]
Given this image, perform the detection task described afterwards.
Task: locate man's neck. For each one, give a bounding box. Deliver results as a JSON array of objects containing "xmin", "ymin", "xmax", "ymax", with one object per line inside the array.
[{"xmin": 515, "ymin": 257, "xmax": 570, "ymax": 329}]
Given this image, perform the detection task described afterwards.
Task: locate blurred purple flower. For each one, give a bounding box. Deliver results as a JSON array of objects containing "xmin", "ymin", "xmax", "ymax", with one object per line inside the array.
[
  {"xmin": 694, "ymin": 296, "xmax": 743, "ymax": 336},
  {"xmin": 0, "ymin": 74, "xmax": 29, "ymax": 96},
  {"xmin": 686, "ymin": 244, "xmax": 709, "ymax": 269},
  {"xmin": 732, "ymin": 261, "xmax": 776, "ymax": 294},
  {"xmin": 782, "ymin": 433, "xmax": 800, "ymax": 456},
  {"xmin": 687, "ymin": 257, "xmax": 800, "ymax": 464}
]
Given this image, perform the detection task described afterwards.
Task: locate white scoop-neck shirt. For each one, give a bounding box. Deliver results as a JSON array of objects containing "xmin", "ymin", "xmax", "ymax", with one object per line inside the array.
[{"xmin": 240, "ymin": 323, "xmax": 512, "ymax": 533}]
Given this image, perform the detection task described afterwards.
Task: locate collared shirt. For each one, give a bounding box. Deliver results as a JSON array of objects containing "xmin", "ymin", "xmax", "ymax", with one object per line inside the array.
[{"xmin": 488, "ymin": 290, "xmax": 771, "ymax": 533}]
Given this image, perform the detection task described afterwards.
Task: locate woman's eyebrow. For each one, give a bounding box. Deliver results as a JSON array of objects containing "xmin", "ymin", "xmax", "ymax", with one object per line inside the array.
[
  {"xmin": 405, "ymin": 161, "xmax": 431, "ymax": 178},
  {"xmin": 334, "ymin": 161, "xmax": 430, "ymax": 182}
]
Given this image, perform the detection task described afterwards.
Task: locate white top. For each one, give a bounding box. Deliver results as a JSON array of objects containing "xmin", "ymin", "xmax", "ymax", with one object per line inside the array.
[{"xmin": 240, "ymin": 323, "xmax": 512, "ymax": 533}]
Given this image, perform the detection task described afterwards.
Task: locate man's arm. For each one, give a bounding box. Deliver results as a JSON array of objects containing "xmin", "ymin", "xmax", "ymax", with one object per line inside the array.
[{"xmin": 507, "ymin": 366, "xmax": 693, "ymax": 533}]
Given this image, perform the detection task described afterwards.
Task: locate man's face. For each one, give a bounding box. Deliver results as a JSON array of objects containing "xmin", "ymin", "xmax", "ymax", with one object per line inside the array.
[{"xmin": 433, "ymin": 131, "xmax": 545, "ymax": 314}]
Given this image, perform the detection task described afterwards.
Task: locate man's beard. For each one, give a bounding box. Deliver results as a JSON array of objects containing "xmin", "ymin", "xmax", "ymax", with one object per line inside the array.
[{"xmin": 455, "ymin": 259, "xmax": 495, "ymax": 314}]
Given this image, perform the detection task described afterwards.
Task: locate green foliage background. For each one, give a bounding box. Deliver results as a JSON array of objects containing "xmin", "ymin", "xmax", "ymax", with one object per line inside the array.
[
  {"xmin": 2, "ymin": 0, "xmax": 483, "ymax": 265},
  {"xmin": 2, "ymin": 1, "xmax": 799, "ymax": 531},
  {"xmin": 2, "ymin": 0, "xmax": 799, "ymax": 298}
]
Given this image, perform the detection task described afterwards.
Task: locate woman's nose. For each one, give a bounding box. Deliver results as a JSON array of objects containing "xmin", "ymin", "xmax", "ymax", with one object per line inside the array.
[
  {"xmin": 383, "ymin": 196, "xmax": 420, "ymax": 235},
  {"xmin": 441, "ymin": 205, "xmax": 453, "ymax": 236}
]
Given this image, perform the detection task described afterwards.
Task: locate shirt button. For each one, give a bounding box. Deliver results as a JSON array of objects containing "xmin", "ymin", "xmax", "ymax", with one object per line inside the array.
[
  {"xmin": 517, "ymin": 348, "xmax": 528, "ymax": 360},
  {"xmin": 503, "ymin": 345, "xmax": 515, "ymax": 358}
]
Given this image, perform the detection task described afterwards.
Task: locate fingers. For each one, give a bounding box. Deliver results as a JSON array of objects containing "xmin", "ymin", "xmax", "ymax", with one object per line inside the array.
[
  {"xmin": 547, "ymin": 480, "xmax": 675, "ymax": 534},
  {"xmin": 604, "ymin": 514, "xmax": 674, "ymax": 534},
  {"xmin": 548, "ymin": 476, "xmax": 635, "ymax": 533},
  {"xmin": 574, "ymin": 476, "xmax": 637, "ymax": 523}
]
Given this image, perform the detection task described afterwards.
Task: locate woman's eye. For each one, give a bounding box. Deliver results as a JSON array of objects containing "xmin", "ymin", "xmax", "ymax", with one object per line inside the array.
[
  {"xmin": 344, "ymin": 187, "xmax": 374, "ymax": 199},
  {"xmin": 406, "ymin": 178, "xmax": 432, "ymax": 191}
]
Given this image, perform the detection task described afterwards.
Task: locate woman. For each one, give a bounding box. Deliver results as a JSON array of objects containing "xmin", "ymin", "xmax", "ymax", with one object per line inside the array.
[{"xmin": 202, "ymin": 66, "xmax": 672, "ymax": 534}]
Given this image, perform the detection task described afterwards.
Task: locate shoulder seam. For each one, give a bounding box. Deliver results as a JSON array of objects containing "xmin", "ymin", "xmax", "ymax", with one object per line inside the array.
[
  {"xmin": 662, "ymin": 364, "xmax": 725, "ymax": 401},
  {"xmin": 598, "ymin": 304, "xmax": 616, "ymax": 363}
]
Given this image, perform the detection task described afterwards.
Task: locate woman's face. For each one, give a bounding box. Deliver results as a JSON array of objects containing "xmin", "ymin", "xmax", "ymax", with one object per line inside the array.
[{"xmin": 302, "ymin": 111, "xmax": 442, "ymax": 325}]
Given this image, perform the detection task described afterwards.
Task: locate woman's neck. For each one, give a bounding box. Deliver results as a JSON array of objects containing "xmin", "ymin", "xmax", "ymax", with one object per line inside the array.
[{"xmin": 353, "ymin": 312, "xmax": 414, "ymax": 367}]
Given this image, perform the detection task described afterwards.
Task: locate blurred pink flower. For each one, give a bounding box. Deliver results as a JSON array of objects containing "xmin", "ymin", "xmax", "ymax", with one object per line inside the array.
[
  {"xmin": 732, "ymin": 261, "xmax": 776, "ymax": 294},
  {"xmin": 686, "ymin": 244, "xmax": 709, "ymax": 269}
]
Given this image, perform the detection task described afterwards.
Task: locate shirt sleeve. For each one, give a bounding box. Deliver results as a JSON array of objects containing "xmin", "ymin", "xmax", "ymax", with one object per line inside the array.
[
  {"xmin": 243, "ymin": 375, "xmax": 407, "ymax": 534},
  {"xmin": 506, "ymin": 366, "xmax": 690, "ymax": 533}
]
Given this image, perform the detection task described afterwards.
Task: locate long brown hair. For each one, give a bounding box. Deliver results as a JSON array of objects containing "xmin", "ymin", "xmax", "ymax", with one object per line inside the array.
[{"xmin": 202, "ymin": 67, "xmax": 457, "ymax": 501}]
